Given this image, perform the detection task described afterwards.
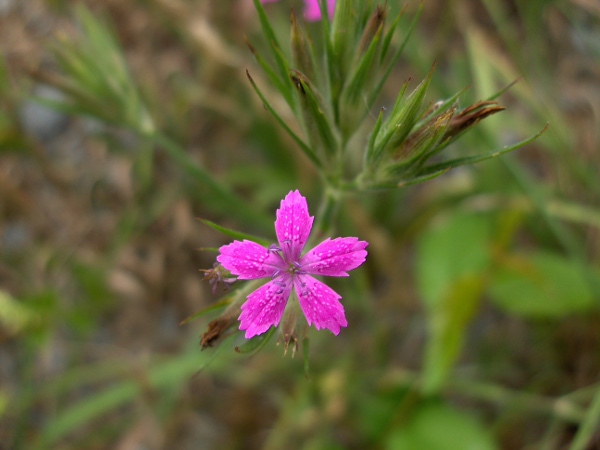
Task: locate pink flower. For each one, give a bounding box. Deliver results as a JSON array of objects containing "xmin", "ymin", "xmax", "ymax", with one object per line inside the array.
[
  {"xmin": 217, "ymin": 190, "xmax": 368, "ymax": 339},
  {"xmin": 260, "ymin": 0, "xmax": 336, "ymax": 22}
]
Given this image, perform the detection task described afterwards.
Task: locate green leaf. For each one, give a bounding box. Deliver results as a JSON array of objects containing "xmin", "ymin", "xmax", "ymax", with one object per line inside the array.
[
  {"xmin": 421, "ymin": 274, "xmax": 486, "ymax": 394},
  {"xmin": 489, "ymin": 251, "xmax": 598, "ymax": 317},
  {"xmin": 370, "ymin": 3, "xmax": 422, "ymax": 106},
  {"xmin": 0, "ymin": 290, "xmax": 39, "ymax": 336},
  {"xmin": 251, "ymin": 0, "xmax": 295, "ymax": 102},
  {"xmin": 372, "ymin": 66, "xmax": 435, "ymax": 165},
  {"xmin": 416, "ymin": 213, "xmax": 493, "ymax": 393},
  {"xmin": 416, "ymin": 213, "xmax": 492, "ymax": 308},
  {"xmin": 418, "ymin": 123, "xmax": 549, "ymax": 176},
  {"xmin": 235, "ymin": 326, "xmax": 276, "ymax": 354},
  {"xmin": 291, "ymin": 70, "xmax": 339, "ymax": 160},
  {"xmin": 246, "ymin": 70, "xmax": 323, "ymax": 170},
  {"xmin": 179, "ymin": 295, "xmax": 235, "ymax": 325},
  {"xmin": 386, "ymin": 402, "xmax": 498, "ymax": 450}
]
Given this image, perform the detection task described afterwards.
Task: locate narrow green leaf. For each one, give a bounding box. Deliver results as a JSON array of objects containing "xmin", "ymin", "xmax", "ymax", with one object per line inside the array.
[
  {"xmin": 370, "ymin": 2, "xmax": 422, "ymax": 105},
  {"xmin": 291, "ymin": 70, "xmax": 339, "ymax": 160},
  {"xmin": 251, "ymin": 0, "xmax": 295, "ymax": 99},
  {"xmin": 179, "ymin": 295, "xmax": 235, "ymax": 325},
  {"xmin": 246, "ymin": 70, "xmax": 323, "ymax": 169},
  {"xmin": 199, "ymin": 219, "xmax": 271, "ymax": 246},
  {"xmin": 338, "ymin": 9, "xmax": 385, "ymax": 139},
  {"xmin": 380, "ymin": 6, "xmax": 406, "ymax": 62},
  {"xmin": 235, "ymin": 326, "xmax": 276, "ymax": 354},
  {"xmin": 246, "ymin": 38, "xmax": 296, "ymax": 110},
  {"xmin": 419, "ymin": 123, "xmax": 548, "ymax": 175}
]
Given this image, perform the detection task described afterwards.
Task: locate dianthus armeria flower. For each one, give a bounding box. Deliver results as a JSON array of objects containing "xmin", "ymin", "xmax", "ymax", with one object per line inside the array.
[
  {"xmin": 217, "ymin": 190, "xmax": 368, "ymax": 339},
  {"xmin": 261, "ymin": 0, "xmax": 335, "ymax": 21}
]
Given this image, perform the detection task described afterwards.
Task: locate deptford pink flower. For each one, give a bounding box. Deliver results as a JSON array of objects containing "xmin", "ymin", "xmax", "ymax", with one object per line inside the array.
[
  {"xmin": 217, "ymin": 190, "xmax": 368, "ymax": 339},
  {"xmin": 260, "ymin": 0, "xmax": 336, "ymax": 22}
]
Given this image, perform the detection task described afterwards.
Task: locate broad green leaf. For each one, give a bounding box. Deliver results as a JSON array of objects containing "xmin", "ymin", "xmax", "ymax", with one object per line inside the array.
[
  {"xmin": 386, "ymin": 402, "xmax": 498, "ymax": 450},
  {"xmin": 416, "ymin": 213, "xmax": 492, "ymax": 308},
  {"xmin": 416, "ymin": 213, "xmax": 493, "ymax": 393},
  {"xmin": 489, "ymin": 251, "xmax": 598, "ymax": 317},
  {"xmin": 422, "ymin": 274, "xmax": 486, "ymax": 394}
]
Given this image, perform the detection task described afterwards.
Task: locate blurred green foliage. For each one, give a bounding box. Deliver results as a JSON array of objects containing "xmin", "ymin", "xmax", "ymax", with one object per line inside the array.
[{"xmin": 0, "ymin": 0, "xmax": 599, "ymax": 449}]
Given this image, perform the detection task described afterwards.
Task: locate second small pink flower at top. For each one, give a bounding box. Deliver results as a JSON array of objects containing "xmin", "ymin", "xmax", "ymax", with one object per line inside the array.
[
  {"xmin": 260, "ymin": 0, "xmax": 336, "ymax": 22},
  {"xmin": 217, "ymin": 190, "xmax": 368, "ymax": 339}
]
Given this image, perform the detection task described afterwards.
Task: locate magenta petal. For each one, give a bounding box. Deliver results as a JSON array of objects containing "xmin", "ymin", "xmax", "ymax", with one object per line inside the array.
[
  {"xmin": 294, "ymin": 275, "xmax": 348, "ymax": 335},
  {"xmin": 301, "ymin": 237, "xmax": 368, "ymax": 277},
  {"xmin": 217, "ymin": 240, "xmax": 285, "ymax": 280},
  {"xmin": 303, "ymin": 0, "xmax": 335, "ymax": 21},
  {"xmin": 275, "ymin": 190, "xmax": 314, "ymax": 263},
  {"xmin": 239, "ymin": 275, "xmax": 293, "ymax": 339}
]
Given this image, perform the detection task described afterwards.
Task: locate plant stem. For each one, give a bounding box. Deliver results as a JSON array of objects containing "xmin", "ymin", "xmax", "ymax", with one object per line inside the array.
[{"xmin": 313, "ymin": 185, "xmax": 343, "ymax": 238}]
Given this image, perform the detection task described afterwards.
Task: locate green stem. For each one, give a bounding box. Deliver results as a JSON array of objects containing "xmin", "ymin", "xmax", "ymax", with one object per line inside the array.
[{"xmin": 313, "ymin": 186, "xmax": 343, "ymax": 239}]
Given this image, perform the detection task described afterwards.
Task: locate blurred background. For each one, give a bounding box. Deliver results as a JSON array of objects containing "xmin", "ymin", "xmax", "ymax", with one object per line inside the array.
[{"xmin": 1, "ymin": 0, "xmax": 599, "ymax": 448}]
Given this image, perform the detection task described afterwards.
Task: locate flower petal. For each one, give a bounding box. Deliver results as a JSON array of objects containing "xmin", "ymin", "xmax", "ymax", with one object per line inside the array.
[
  {"xmin": 301, "ymin": 237, "xmax": 368, "ymax": 277},
  {"xmin": 239, "ymin": 275, "xmax": 293, "ymax": 339},
  {"xmin": 275, "ymin": 190, "xmax": 314, "ymax": 263},
  {"xmin": 303, "ymin": 0, "xmax": 336, "ymax": 21},
  {"xmin": 217, "ymin": 240, "xmax": 285, "ymax": 280},
  {"xmin": 294, "ymin": 275, "xmax": 348, "ymax": 335}
]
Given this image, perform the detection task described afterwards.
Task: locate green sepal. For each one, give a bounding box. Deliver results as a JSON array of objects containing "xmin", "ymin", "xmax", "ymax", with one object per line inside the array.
[
  {"xmin": 364, "ymin": 81, "xmax": 409, "ymax": 167},
  {"xmin": 386, "ymin": 108, "xmax": 455, "ymax": 177},
  {"xmin": 380, "ymin": 64, "xmax": 435, "ymax": 151}
]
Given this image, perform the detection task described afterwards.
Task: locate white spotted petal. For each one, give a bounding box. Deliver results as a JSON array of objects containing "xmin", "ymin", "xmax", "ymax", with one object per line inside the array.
[
  {"xmin": 294, "ymin": 274, "xmax": 348, "ymax": 335},
  {"xmin": 238, "ymin": 274, "xmax": 293, "ymax": 339},
  {"xmin": 217, "ymin": 240, "xmax": 285, "ymax": 280},
  {"xmin": 275, "ymin": 190, "xmax": 314, "ymax": 263},
  {"xmin": 301, "ymin": 237, "xmax": 368, "ymax": 277}
]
